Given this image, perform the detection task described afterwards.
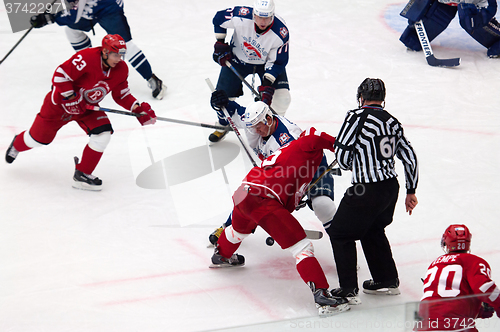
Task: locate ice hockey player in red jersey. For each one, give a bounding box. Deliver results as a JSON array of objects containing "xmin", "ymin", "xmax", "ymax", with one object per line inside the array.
[
  {"xmin": 415, "ymin": 224, "xmax": 500, "ymax": 331},
  {"xmin": 5, "ymin": 34, "xmax": 156, "ymax": 191},
  {"xmin": 210, "ymin": 127, "xmax": 350, "ymax": 317}
]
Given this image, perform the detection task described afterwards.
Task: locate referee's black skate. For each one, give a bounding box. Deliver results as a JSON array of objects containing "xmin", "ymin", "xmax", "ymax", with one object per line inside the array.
[
  {"xmin": 308, "ymin": 282, "xmax": 350, "ymax": 317},
  {"xmin": 5, "ymin": 135, "xmax": 19, "ymax": 164},
  {"xmin": 72, "ymin": 157, "xmax": 102, "ymax": 191},
  {"xmin": 362, "ymin": 277, "xmax": 400, "ymax": 295},
  {"xmin": 209, "ymin": 247, "xmax": 245, "ymax": 268},
  {"xmin": 330, "ymin": 286, "xmax": 362, "ymax": 305}
]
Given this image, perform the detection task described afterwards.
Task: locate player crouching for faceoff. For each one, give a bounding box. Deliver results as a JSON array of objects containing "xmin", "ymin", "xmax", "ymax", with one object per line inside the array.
[
  {"xmin": 414, "ymin": 224, "xmax": 500, "ymax": 331},
  {"xmin": 5, "ymin": 34, "xmax": 156, "ymax": 191},
  {"xmin": 209, "ymin": 128, "xmax": 349, "ymax": 317},
  {"xmin": 207, "ymin": 90, "xmax": 337, "ymax": 246}
]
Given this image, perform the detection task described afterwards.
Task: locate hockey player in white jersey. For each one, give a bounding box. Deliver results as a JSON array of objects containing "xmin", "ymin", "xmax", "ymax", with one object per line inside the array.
[
  {"xmin": 209, "ymin": 0, "xmax": 292, "ymax": 143},
  {"xmin": 208, "ymin": 90, "xmax": 337, "ymax": 246}
]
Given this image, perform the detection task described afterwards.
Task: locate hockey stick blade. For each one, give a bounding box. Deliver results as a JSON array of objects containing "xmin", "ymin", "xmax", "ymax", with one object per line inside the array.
[
  {"xmin": 426, "ymin": 54, "xmax": 460, "ymax": 67},
  {"xmin": 265, "ymin": 229, "xmax": 323, "ymax": 246},
  {"xmin": 305, "ymin": 229, "xmax": 323, "ymax": 240},
  {"xmin": 414, "ymin": 20, "xmax": 460, "ymax": 68}
]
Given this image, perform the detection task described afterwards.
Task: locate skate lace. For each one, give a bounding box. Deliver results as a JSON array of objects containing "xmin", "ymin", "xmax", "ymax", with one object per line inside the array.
[
  {"xmin": 83, "ymin": 173, "xmax": 98, "ymax": 180},
  {"xmin": 228, "ymin": 254, "xmax": 239, "ymax": 264},
  {"xmin": 7, "ymin": 146, "xmax": 19, "ymax": 157}
]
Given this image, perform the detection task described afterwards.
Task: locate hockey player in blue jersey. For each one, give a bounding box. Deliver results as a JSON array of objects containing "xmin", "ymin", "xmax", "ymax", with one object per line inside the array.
[
  {"xmin": 208, "ymin": 0, "xmax": 292, "ymax": 143},
  {"xmin": 30, "ymin": 0, "xmax": 166, "ymax": 99},
  {"xmin": 400, "ymin": 0, "xmax": 500, "ymax": 58},
  {"xmin": 207, "ymin": 90, "xmax": 337, "ymax": 246}
]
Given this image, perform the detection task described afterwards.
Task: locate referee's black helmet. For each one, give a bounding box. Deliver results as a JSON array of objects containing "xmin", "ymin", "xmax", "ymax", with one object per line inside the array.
[{"xmin": 357, "ymin": 78, "xmax": 386, "ymax": 102}]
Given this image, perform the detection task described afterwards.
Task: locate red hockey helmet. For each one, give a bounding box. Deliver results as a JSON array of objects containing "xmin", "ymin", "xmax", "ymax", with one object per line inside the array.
[
  {"xmin": 102, "ymin": 34, "xmax": 126, "ymax": 56},
  {"xmin": 441, "ymin": 224, "xmax": 472, "ymax": 253}
]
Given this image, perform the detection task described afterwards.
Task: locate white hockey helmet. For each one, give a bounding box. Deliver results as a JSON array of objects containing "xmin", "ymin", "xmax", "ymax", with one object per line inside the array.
[
  {"xmin": 244, "ymin": 101, "xmax": 272, "ymax": 128},
  {"xmin": 253, "ymin": 0, "xmax": 275, "ymax": 18}
]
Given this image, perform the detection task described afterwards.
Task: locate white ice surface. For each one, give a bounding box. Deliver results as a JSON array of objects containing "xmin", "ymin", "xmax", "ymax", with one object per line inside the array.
[{"xmin": 1, "ymin": 1, "xmax": 500, "ymax": 331}]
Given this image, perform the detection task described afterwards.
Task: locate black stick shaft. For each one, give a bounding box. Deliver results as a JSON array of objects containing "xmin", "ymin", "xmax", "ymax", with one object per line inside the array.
[
  {"xmin": 225, "ymin": 60, "xmax": 278, "ymax": 115},
  {"xmin": 91, "ymin": 106, "xmax": 232, "ymax": 131},
  {"xmin": 0, "ymin": 0, "xmax": 58, "ymax": 65}
]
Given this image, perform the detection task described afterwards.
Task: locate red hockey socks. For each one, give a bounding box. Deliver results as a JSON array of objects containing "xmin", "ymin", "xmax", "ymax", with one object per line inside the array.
[
  {"xmin": 297, "ymin": 257, "xmax": 329, "ymax": 289},
  {"xmin": 13, "ymin": 131, "xmax": 32, "ymax": 152},
  {"xmin": 217, "ymin": 229, "xmax": 242, "ymax": 258},
  {"xmin": 76, "ymin": 144, "xmax": 103, "ymax": 175}
]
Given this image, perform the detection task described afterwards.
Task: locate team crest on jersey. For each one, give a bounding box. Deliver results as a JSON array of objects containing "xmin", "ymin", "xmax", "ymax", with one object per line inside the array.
[
  {"xmin": 279, "ymin": 132, "xmax": 291, "ymax": 145},
  {"xmin": 243, "ymin": 41, "xmax": 263, "ymax": 59},
  {"xmin": 239, "ymin": 7, "xmax": 251, "ymax": 16},
  {"xmin": 83, "ymin": 81, "xmax": 110, "ymax": 104},
  {"xmin": 280, "ymin": 27, "xmax": 289, "ymax": 39}
]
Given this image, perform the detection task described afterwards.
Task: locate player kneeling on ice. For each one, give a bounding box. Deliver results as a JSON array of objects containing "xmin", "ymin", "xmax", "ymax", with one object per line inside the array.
[
  {"xmin": 414, "ymin": 224, "xmax": 500, "ymax": 331},
  {"xmin": 5, "ymin": 34, "xmax": 157, "ymax": 191},
  {"xmin": 400, "ymin": 0, "xmax": 500, "ymax": 58},
  {"xmin": 208, "ymin": 92, "xmax": 338, "ymax": 247},
  {"xmin": 210, "ymin": 128, "xmax": 349, "ymax": 317}
]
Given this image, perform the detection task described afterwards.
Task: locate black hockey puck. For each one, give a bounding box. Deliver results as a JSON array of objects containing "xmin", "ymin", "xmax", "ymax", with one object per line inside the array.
[{"xmin": 266, "ymin": 237, "xmax": 275, "ymax": 246}]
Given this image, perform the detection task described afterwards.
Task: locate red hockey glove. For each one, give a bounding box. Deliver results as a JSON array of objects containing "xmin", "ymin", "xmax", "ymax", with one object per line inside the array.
[
  {"xmin": 213, "ymin": 41, "xmax": 232, "ymax": 66},
  {"xmin": 258, "ymin": 85, "xmax": 275, "ymax": 106},
  {"xmin": 133, "ymin": 102, "xmax": 156, "ymax": 126},
  {"xmin": 61, "ymin": 90, "xmax": 88, "ymax": 115},
  {"xmin": 478, "ymin": 302, "xmax": 495, "ymax": 319}
]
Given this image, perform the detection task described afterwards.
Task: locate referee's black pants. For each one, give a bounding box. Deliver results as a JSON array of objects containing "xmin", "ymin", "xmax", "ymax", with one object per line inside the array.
[{"xmin": 327, "ymin": 177, "xmax": 399, "ymax": 289}]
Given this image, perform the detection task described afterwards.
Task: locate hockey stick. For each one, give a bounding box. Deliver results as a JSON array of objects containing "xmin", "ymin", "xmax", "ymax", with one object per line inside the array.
[
  {"xmin": 89, "ymin": 106, "xmax": 232, "ymax": 131},
  {"xmin": 0, "ymin": 0, "xmax": 58, "ymax": 65},
  {"xmin": 205, "ymin": 78, "xmax": 259, "ymax": 167},
  {"xmin": 414, "ymin": 20, "xmax": 460, "ymax": 67},
  {"xmin": 295, "ymin": 159, "xmax": 339, "ymax": 211},
  {"xmin": 225, "ymin": 60, "xmax": 278, "ymax": 115}
]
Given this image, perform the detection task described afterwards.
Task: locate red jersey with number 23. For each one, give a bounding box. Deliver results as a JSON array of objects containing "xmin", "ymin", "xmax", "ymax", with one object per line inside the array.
[
  {"xmin": 242, "ymin": 127, "xmax": 335, "ymax": 212},
  {"xmin": 51, "ymin": 47, "xmax": 137, "ymax": 111},
  {"xmin": 416, "ymin": 253, "xmax": 500, "ymax": 331}
]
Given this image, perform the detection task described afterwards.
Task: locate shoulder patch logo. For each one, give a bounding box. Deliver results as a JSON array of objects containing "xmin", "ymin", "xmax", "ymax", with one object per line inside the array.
[
  {"xmin": 239, "ymin": 7, "xmax": 251, "ymax": 16},
  {"xmin": 279, "ymin": 132, "xmax": 291, "ymax": 145},
  {"xmin": 280, "ymin": 27, "xmax": 288, "ymax": 39}
]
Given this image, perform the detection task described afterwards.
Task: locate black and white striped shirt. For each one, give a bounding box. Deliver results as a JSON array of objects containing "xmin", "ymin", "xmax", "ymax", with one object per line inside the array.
[{"xmin": 334, "ymin": 105, "xmax": 419, "ymax": 193}]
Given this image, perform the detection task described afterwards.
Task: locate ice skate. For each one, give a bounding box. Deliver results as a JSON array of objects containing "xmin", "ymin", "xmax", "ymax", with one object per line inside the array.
[
  {"xmin": 207, "ymin": 224, "xmax": 225, "ymax": 248},
  {"xmin": 5, "ymin": 135, "xmax": 19, "ymax": 164},
  {"xmin": 308, "ymin": 282, "xmax": 350, "ymax": 317},
  {"xmin": 331, "ymin": 287, "xmax": 362, "ymax": 305},
  {"xmin": 72, "ymin": 157, "xmax": 103, "ymax": 191},
  {"xmin": 208, "ymin": 125, "xmax": 229, "ymax": 143},
  {"xmin": 362, "ymin": 278, "xmax": 400, "ymax": 295},
  {"xmin": 148, "ymin": 74, "xmax": 166, "ymax": 100},
  {"xmin": 210, "ymin": 247, "xmax": 245, "ymax": 268}
]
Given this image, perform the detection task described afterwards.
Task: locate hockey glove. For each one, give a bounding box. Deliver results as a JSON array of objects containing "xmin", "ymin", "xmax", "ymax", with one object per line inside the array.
[
  {"xmin": 61, "ymin": 90, "xmax": 88, "ymax": 115},
  {"xmin": 258, "ymin": 85, "xmax": 275, "ymax": 106},
  {"xmin": 478, "ymin": 302, "xmax": 495, "ymax": 319},
  {"xmin": 133, "ymin": 102, "xmax": 157, "ymax": 126},
  {"xmin": 213, "ymin": 41, "xmax": 232, "ymax": 66},
  {"xmin": 30, "ymin": 13, "xmax": 55, "ymax": 28},
  {"xmin": 210, "ymin": 90, "xmax": 229, "ymax": 111}
]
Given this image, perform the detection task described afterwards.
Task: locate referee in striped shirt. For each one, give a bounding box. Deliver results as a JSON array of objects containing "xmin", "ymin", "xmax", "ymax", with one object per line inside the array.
[{"xmin": 329, "ymin": 78, "xmax": 419, "ymax": 303}]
